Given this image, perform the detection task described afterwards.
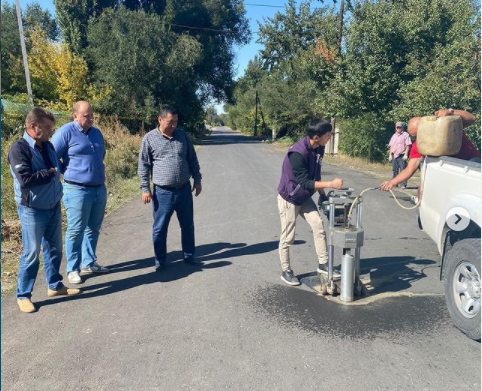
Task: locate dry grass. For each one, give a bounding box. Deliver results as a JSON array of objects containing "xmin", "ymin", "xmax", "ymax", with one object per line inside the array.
[{"xmin": 1, "ymin": 220, "xmax": 23, "ymax": 295}]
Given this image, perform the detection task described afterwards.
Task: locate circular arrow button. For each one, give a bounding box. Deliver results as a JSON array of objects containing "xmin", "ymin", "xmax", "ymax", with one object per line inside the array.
[{"xmin": 446, "ymin": 207, "xmax": 471, "ymax": 232}]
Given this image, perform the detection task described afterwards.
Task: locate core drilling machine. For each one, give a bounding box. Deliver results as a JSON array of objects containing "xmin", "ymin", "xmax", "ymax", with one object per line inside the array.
[{"xmin": 318, "ymin": 188, "xmax": 367, "ymax": 302}]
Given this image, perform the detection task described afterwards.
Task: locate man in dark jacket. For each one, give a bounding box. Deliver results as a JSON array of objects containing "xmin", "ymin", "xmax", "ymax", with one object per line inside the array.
[
  {"xmin": 277, "ymin": 118, "xmax": 344, "ymax": 286},
  {"xmin": 8, "ymin": 108, "xmax": 80, "ymax": 313}
]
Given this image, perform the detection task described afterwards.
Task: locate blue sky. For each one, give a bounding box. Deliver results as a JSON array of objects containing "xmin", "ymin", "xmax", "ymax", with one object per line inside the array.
[{"xmin": 7, "ymin": 0, "xmax": 288, "ymax": 112}]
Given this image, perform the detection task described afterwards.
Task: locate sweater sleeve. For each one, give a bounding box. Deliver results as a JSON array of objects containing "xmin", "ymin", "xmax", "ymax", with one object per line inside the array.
[
  {"xmin": 51, "ymin": 127, "xmax": 70, "ymax": 173},
  {"xmin": 288, "ymin": 152, "xmax": 315, "ymax": 193}
]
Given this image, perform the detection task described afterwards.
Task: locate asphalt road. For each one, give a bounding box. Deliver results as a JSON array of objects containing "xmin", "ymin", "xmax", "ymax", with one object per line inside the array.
[{"xmin": 2, "ymin": 127, "xmax": 480, "ymax": 391}]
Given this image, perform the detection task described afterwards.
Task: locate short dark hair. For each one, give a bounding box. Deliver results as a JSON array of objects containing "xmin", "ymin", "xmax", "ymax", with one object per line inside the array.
[
  {"xmin": 306, "ymin": 118, "xmax": 332, "ymax": 139},
  {"xmin": 159, "ymin": 105, "xmax": 178, "ymax": 118},
  {"xmin": 25, "ymin": 107, "xmax": 55, "ymax": 127}
]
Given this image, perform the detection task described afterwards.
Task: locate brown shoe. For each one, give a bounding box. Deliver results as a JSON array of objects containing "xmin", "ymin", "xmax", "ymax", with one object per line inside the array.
[
  {"xmin": 47, "ymin": 286, "xmax": 81, "ymax": 297},
  {"xmin": 17, "ymin": 298, "xmax": 36, "ymax": 313}
]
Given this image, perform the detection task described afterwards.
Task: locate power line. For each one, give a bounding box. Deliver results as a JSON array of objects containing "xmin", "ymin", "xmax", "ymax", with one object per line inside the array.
[
  {"xmin": 168, "ymin": 3, "xmax": 287, "ymax": 34},
  {"xmin": 171, "ymin": 23, "xmax": 263, "ymax": 35},
  {"xmin": 170, "ymin": 23, "xmax": 238, "ymax": 34},
  {"xmin": 244, "ymin": 3, "xmax": 285, "ymax": 7}
]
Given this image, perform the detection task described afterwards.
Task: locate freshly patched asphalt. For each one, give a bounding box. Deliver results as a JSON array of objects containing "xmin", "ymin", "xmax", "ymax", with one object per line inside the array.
[{"xmin": 1, "ymin": 127, "xmax": 480, "ymax": 391}]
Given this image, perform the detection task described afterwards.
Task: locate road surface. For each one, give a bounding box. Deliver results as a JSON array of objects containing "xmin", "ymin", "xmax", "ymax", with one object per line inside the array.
[{"xmin": 2, "ymin": 127, "xmax": 480, "ymax": 391}]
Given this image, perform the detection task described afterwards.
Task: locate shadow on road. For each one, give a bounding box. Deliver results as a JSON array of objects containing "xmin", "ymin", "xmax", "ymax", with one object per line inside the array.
[
  {"xmin": 361, "ymin": 256, "xmax": 437, "ymax": 294},
  {"xmin": 33, "ymin": 258, "xmax": 231, "ymax": 308},
  {"xmin": 33, "ymin": 240, "xmax": 306, "ymax": 308},
  {"xmin": 193, "ymin": 240, "xmax": 306, "ymax": 262},
  {"xmin": 297, "ymin": 256, "xmax": 437, "ymax": 295}
]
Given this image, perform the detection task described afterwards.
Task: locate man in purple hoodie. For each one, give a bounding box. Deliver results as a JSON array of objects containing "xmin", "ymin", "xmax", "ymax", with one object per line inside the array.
[{"xmin": 277, "ymin": 118, "xmax": 344, "ymax": 286}]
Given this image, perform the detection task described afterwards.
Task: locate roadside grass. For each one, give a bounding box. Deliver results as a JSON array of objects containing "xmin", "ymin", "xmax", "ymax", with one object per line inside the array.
[
  {"xmin": 324, "ymin": 153, "xmax": 421, "ymax": 183},
  {"xmin": 1, "ymin": 119, "xmax": 142, "ymax": 296},
  {"xmin": 273, "ymin": 136, "xmax": 297, "ymax": 149}
]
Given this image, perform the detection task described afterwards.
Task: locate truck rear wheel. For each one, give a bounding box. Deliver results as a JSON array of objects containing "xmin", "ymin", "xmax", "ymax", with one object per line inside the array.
[{"xmin": 444, "ymin": 238, "xmax": 481, "ymax": 341}]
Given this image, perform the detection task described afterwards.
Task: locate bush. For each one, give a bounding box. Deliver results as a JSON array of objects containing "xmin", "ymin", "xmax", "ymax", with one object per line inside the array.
[
  {"xmin": 1, "ymin": 114, "xmax": 25, "ymax": 139},
  {"xmin": 105, "ymin": 139, "xmax": 140, "ymax": 185},
  {"xmin": 98, "ymin": 117, "xmax": 142, "ymax": 186},
  {"xmin": 338, "ymin": 114, "xmax": 393, "ymax": 162},
  {"xmin": 1, "ymin": 137, "xmax": 18, "ymax": 221}
]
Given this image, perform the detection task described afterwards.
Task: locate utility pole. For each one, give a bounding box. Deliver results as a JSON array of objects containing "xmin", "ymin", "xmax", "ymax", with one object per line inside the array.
[
  {"xmin": 257, "ymin": 94, "xmax": 267, "ymax": 139},
  {"xmin": 337, "ymin": 0, "xmax": 345, "ymax": 53},
  {"xmin": 253, "ymin": 88, "xmax": 258, "ymax": 137},
  {"xmin": 15, "ymin": 0, "xmax": 34, "ymax": 107}
]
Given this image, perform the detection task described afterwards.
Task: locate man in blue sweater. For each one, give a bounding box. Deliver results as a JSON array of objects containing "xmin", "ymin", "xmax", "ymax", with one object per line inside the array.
[
  {"xmin": 8, "ymin": 108, "xmax": 81, "ymax": 313},
  {"xmin": 52, "ymin": 101, "xmax": 109, "ymax": 285}
]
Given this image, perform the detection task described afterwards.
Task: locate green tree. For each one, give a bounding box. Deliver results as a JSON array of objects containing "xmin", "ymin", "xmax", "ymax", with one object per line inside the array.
[
  {"xmin": 205, "ymin": 106, "xmax": 223, "ymax": 126},
  {"xmin": 55, "ymin": 0, "xmax": 249, "ymax": 103},
  {"xmin": 1, "ymin": 2, "xmax": 60, "ymax": 96},
  {"xmin": 54, "ymin": 0, "xmax": 114, "ymax": 54},
  {"xmin": 226, "ymin": 1, "xmax": 339, "ymax": 137},
  {"xmin": 86, "ymin": 7, "xmax": 203, "ymax": 123},
  {"xmin": 24, "ymin": 3, "xmax": 59, "ymax": 40},
  {"xmin": 228, "ymin": 0, "xmax": 480, "ymax": 159},
  {"xmin": 392, "ymin": 37, "xmax": 481, "ymax": 145},
  {"xmin": 330, "ymin": 0, "xmax": 480, "ymax": 119},
  {"xmin": 1, "ymin": 3, "xmax": 24, "ymax": 95},
  {"xmin": 257, "ymin": 0, "xmax": 338, "ymax": 72}
]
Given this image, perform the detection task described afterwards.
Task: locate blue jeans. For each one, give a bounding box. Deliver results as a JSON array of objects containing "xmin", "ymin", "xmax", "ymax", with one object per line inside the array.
[
  {"xmin": 63, "ymin": 183, "xmax": 107, "ymax": 273},
  {"xmin": 152, "ymin": 183, "xmax": 195, "ymax": 266},
  {"xmin": 392, "ymin": 155, "xmax": 407, "ymax": 187},
  {"xmin": 17, "ymin": 202, "xmax": 64, "ymax": 299}
]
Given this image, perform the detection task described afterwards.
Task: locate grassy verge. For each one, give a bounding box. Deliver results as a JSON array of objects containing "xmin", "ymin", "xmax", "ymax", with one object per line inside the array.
[{"xmin": 1, "ymin": 118, "xmax": 142, "ymax": 296}]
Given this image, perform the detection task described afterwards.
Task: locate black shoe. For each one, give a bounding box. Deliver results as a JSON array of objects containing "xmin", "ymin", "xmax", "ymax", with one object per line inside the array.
[
  {"xmin": 317, "ymin": 263, "xmax": 341, "ymax": 280},
  {"xmin": 184, "ymin": 256, "xmax": 202, "ymax": 266},
  {"xmin": 281, "ymin": 270, "xmax": 301, "ymax": 286}
]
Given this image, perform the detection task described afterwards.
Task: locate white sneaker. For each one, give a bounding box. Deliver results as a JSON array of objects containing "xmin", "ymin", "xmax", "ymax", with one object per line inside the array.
[
  {"xmin": 154, "ymin": 260, "xmax": 164, "ymax": 273},
  {"xmin": 81, "ymin": 262, "xmax": 109, "ymax": 274},
  {"xmin": 68, "ymin": 271, "xmax": 82, "ymax": 284}
]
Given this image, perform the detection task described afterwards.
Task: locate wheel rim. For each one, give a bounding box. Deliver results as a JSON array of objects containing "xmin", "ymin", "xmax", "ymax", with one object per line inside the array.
[{"xmin": 453, "ymin": 261, "xmax": 481, "ymax": 319}]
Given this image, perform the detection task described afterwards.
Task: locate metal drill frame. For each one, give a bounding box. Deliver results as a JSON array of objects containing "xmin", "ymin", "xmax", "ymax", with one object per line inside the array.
[{"xmin": 319, "ymin": 188, "xmax": 366, "ymax": 301}]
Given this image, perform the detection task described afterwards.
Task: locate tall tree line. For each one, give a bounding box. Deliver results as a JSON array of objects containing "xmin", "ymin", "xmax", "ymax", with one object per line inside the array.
[
  {"xmin": 2, "ymin": 0, "xmax": 250, "ymax": 131},
  {"xmin": 226, "ymin": 0, "xmax": 480, "ymax": 161}
]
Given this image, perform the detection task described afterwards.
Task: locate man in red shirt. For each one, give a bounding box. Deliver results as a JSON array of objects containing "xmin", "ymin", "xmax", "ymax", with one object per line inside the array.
[{"xmin": 380, "ymin": 109, "xmax": 480, "ymax": 191}]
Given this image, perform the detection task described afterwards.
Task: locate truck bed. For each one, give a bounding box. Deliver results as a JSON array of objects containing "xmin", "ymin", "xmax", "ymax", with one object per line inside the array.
[{"xmin": 420, "ymin": 156, "xmax": 481, "ymax": 254}]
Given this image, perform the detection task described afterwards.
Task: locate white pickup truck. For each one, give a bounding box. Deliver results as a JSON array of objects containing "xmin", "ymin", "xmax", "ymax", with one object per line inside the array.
[{"xmin": 419, "ymin": 156, "xmax": 481, "ymax": 340}]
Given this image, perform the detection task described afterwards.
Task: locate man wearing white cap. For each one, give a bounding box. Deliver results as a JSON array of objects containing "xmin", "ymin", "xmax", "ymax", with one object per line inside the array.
[{"xmin": 388, "ymin": 121, "xmax": 412, "ymax": 188}]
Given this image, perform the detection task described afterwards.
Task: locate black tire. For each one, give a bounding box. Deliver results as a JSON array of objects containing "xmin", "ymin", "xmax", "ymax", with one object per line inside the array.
[{"xmin": 444, "ymin": 238, "xmax": 481, "ymax": 341}]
